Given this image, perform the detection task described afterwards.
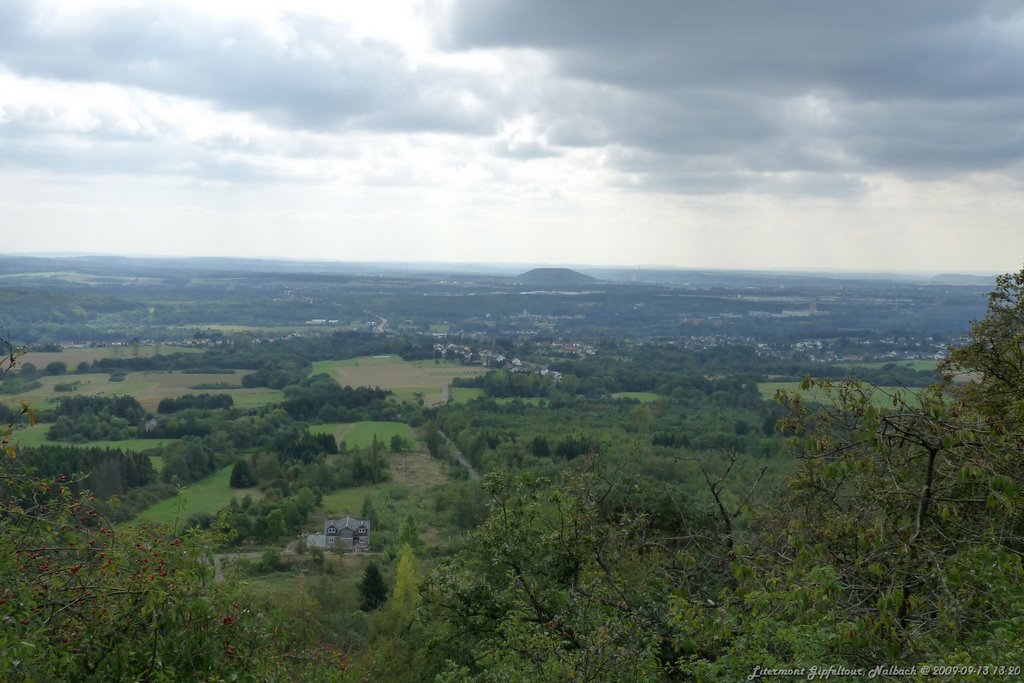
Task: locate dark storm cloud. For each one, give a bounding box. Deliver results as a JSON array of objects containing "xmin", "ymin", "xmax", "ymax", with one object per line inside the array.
[
  {"xmin": 445, "ymin": 0, "xmax": 1024, "ymax": 190},
  {"xmin": 0, "ymin": 0, "xmax": 495, "ymax": 134},
  {"xmin": 446, "ymin": 0, "xmax": 1024, "ymax": 98}
]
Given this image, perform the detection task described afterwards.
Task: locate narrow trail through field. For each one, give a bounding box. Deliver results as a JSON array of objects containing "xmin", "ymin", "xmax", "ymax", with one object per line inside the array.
[{"xmin": 439, "ymin": 429, "xmax": 480, "ymax": 481}]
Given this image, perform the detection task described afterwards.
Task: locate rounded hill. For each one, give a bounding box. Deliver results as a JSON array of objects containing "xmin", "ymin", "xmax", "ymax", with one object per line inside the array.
[{"xmin": 517, "ymin": 267, "xmax": 596, "ymax": 285}]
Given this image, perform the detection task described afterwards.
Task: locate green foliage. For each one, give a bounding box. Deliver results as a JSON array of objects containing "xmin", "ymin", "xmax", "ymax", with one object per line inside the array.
[
  {"xmin": 258, "ymin": 547, "xmax": 282, "ymax": 573},
  {"xmin": 0, "ymin": 464, "xmax": 342, "ymax": 680},
  {"xmin": 263, "ymin": 508, "xmax": 286, "ymax": 541},
  {"xmin": 351, "ymin": 436, "xmax": 389, "ymax": 484},
  {"xmin": 414, "ymin": 466, "xmax": 688, "ymax": 681},
  {"xmin": 157, "ymin": 392, "xmax": 233, "ymax": 413},
  {"xmin": 18, "ymin": 444, "xmax": 156, "ymax": 499},
  {"xmin": 398, "ymin": 512, "xmax": 423, "ymax": 555},
  {"xmin": 389, "ymin": 433, "xmax": 412, "ymax": 452},
  {"xmin": 943, "ymin": 266, "xmax": 1024, "ymax": 421},
  {"xmin": 46, "ymin": 395, "xmax": 149, "ymax": 442},
  {"xmin": 359, "ymin": 561, "xmax": 388, "ymax": 612},
  {"xmin": 229, "ymin": 457, "xmax": 256, "ymax": 488}
]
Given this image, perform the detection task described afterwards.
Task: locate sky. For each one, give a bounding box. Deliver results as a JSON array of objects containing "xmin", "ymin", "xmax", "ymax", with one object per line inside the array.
[{"xmin": 1, "ymin": 0, "xmax": 1022, "ymax": 273}]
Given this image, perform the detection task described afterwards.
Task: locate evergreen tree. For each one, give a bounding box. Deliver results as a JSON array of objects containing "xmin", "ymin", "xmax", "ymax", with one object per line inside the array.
[
  {"xmin": 229, "ymin": 458, "xmax": 255, "ymax": 488},
  {"xmin": 359, "ymin": 562, "xmax": 388, "ymax": 612}
]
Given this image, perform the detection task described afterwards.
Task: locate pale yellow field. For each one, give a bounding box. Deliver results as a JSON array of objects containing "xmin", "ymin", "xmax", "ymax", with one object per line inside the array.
[
  {"xmin": 19, "ymin": 345, "xmax": 200, "ymax": 368},
  {"xmin": 311, "ymin": 356, "xmax": 485, "ymax": 405},
  {"xmin": 2, "ymin": 371, "xmax": 280, "ymax": 411}
]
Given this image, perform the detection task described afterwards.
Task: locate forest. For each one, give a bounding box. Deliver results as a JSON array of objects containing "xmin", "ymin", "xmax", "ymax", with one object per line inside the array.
[{"xmin": 0, "ymin": 259, "xmax": 1020, "ymax": 681}]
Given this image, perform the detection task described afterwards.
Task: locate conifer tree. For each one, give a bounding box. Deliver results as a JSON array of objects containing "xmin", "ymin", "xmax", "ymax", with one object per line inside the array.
[{"xmin": 359, "ymin": 562, "xmax": 388, "ymax": 611}]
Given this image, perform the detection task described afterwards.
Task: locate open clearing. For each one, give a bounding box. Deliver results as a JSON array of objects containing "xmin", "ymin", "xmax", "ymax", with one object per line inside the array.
[
  {"xmin": 319, "ymin": 446, "xmax": 448, "ymax": 517},
  {"xmin": 758, "ymin": 381, "xmax": 925, "ymax": 407},
  {"xmin": 135, "ymin": 465, "xmax": 261, "ymax": 525},
  {"xmin": 311, "ymin": 356, "xmax": 485, "ymax": 406},
  {"xmin": 448, "ymin": 389, "xmax": 541, "ymax": 406},
  {"xmin": 1, "ymin": 371, "xmax": 282, "ymax": 411},
  {"xmin": 450, "ymin": 387, "xmax": 484, "ymax": 403},
  {"xmin": 20, "ymin": 345, "xmax": 201, "ymax": 368},
  {"xmin": 310, "ymin": 421, "xmax": 415, "ymax": 450}
]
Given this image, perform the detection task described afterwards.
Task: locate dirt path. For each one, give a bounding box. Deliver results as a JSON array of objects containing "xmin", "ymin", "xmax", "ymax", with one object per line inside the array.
[
  {"xmin": 439, "ymin": 429, "xmax": 480, "ymax": 481},
  {"xmin": 213, "ymin": 539, "xmax": 301, "ymax": 582}
]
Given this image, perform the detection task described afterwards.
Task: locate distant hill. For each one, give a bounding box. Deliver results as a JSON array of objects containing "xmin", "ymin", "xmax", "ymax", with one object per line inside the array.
[
  {"xmin": 518, "ymin": 267, "xmax": 597, "ymax": 285},
  {"xmin": 929, "ymin": 273, "xmax": 996, "ymax": 286}
]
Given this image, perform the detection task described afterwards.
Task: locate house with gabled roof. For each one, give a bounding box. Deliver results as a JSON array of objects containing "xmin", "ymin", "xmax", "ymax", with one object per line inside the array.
[{"xmin": 323, "ymin": 516, "xmax": 371, "ymax": 550}]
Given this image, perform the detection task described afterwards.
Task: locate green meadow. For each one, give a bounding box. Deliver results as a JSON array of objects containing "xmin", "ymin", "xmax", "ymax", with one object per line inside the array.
[
  {"xmin": 308, "ymin": 421, "xmax": 416, "ymax": 450},
  {"xmin": 135, "ymin": 465, "xmax": 261, "ymax": 525},
  {"xmin": 341, "ymin": 421, "xmax": 415, "ymax": 449},
  {"xmin": 450, "ymin": 387, "xmax": 484, "ymax": 403}
]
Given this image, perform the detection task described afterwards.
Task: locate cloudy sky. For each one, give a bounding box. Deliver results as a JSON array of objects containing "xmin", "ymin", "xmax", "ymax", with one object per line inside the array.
[{"xmin": 1, "ymin": 0, "xmax": 1022, "ymax": 272}]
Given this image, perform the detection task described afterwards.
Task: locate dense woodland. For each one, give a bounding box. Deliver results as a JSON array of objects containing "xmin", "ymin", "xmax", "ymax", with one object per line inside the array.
[{"xmin": 1, "ymin": 259, "xmax": 1021, "ymax": 680}]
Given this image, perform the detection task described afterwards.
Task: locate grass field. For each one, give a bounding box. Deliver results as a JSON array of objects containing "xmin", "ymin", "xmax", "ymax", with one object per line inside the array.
[
  {"xmin": 135, "ymin": 465, "xmax": 261, "ymax": 525},
  {"xmin": 20, "ymin": 345, "xmax": 201, "ymax": 368},
  {"xmin": 0, "ymin": 371, "xmax": 282, "ymax": 411},
  {"xmin": 221, "ymin": 388, "xmax": 284, "ymax": 408},
  {"xmin": 758, "ymin": 381, "xmax": 925, "ymax": 407},
  {"xmin": 342, "ymin": 421, "xmax": 415, "ymax": 449},
  {"xmin": 308, "ymin": 421, "xmax": 416, "ymax": 450},
  {"xmin": 10, "ymin": 423, "xmax": 178, "ymax": 451},
  {"xmin": 612, "ymin": 391, "xmax": 665, "ymax": 403},
  {"xmin": 311, "ymin": 356, "xmax": 485, "ymax": 406},
  {"xmin": 449, "ymin": 387, "xmax": 484, "ymax": 403}
]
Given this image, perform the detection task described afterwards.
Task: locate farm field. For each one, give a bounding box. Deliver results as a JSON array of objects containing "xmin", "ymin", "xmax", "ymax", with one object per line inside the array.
[
  {"xmin": 135, "ymin": 465, "xmax": 261, "ymax": 525},
  {"xmin": 758, "ymin": 381, "xmax": 925, "ymax": 407},
  {"xmin": 20, "ymin": 345, "xmax": 201, "ymax": 368},
  {"xmin": 311, "ymin": 355, "xmax": 485, "ymax": 405},
  {"xmin": 0, "ymin": 371, "xmax": 282, "ymax": 411},
  {"xmin": 612, "ymin": 391, "xmax": 665, "ymax": 403}
]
